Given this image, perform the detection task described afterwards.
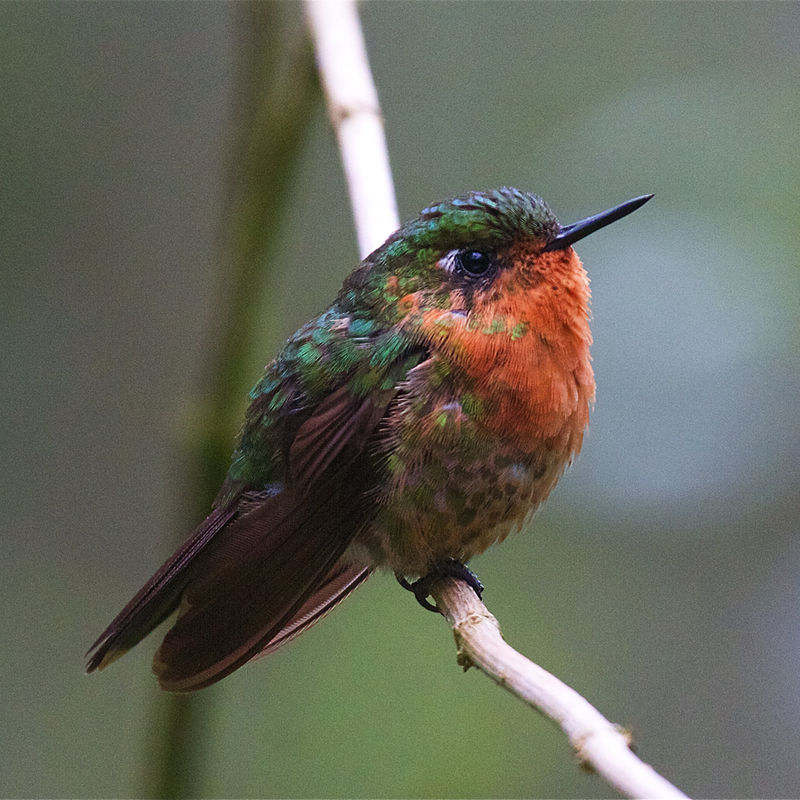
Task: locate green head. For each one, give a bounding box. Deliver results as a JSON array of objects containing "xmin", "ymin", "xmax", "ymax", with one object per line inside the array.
[
  {"xmin": 338, "ymin": 188, "xmax": 557, "ymax": 321},
  {"xmin": 337, "ymin": 187, "xmax": 652, "ymax": 326},
  {"xmin": 379, "ymin": 187, "xmax": 559, "ymax": 261}
]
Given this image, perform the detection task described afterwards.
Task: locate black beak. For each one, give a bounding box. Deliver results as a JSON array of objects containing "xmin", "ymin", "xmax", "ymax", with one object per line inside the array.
[{"xmin": 543, "ymin": 194, "xmax": 654, "ymax": 252}]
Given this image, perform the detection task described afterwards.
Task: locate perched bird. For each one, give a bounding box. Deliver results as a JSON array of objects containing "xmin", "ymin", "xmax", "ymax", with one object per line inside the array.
[{"xmin": 86, "ymin": 187, "xmax": 651, "ymax": 691}]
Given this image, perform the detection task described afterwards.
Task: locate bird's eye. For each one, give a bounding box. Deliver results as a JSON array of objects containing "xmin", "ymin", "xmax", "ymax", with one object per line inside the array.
[{"xmin": 455, "ymin": 249, "xmax": 495, "ymax": 278}]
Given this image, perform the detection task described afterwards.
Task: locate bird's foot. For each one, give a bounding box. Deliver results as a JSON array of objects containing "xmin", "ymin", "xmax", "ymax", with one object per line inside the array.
[{"xmin": 395, "ymin": 558, "xmax": 484, "ymax": 613}]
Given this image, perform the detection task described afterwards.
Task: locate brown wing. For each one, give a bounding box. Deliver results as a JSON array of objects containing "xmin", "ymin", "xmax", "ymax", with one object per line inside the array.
[
  {"xmin": 87, "ymin": 334, "xmax": 424, "ymax": 692},
  {"xmin": 151, "ymin": 384, "xmax": 390, "ymax": 691},
  {"xmin": 253, "ymin": 561, "xmax": 372, "ymax": 658}
]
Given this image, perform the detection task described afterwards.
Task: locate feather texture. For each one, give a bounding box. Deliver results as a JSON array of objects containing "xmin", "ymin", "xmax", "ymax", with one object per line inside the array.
[{"xmin": 87, "ymin": 331, "xmax": 425, "ymax": 690}]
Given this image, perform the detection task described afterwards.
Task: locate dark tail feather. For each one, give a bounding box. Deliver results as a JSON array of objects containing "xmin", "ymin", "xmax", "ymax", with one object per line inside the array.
[
  {"xmin": 152, "ymin": 480, "xmax": 367, "ymax": 692},
  {"xmin": 255, "ymin": 561, "xmax": 372, "ymax": 658},
  {"xmin": 85, "ymin": 504, "xmax": 237, "ymax": 672}
]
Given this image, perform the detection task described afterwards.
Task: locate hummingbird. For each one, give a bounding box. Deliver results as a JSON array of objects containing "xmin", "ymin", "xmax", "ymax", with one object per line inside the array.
[{"xmin": 86, "ymin": 187, "xmax": 651, "ymax": 692}]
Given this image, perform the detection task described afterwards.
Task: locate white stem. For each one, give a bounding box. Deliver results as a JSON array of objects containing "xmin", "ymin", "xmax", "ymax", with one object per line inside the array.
[
  {"xmin": 431, "ymin": 579, "xmax": 689, "ymax": 800},
  {"xmin": 304, "ymin": 0, "xmax": 400, "ymax": 258}
]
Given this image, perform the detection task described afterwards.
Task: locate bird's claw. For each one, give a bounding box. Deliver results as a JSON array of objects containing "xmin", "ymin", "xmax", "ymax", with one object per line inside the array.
[{"xmin": 396, "ymin": 558, "xmax": 484, "ymax": 613}]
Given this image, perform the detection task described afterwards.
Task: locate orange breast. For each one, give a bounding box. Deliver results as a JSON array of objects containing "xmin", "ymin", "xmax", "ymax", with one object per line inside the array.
[{"xmin": 420, "ymin": 248, "xmax": 594, "ymax": 457}]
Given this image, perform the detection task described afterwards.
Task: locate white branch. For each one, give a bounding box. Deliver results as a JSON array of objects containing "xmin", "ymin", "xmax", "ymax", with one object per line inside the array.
[
  {"xmin": 305, "ymin": 3, "xmax": 689, "ymax": 797},
  {"xmin": 304, "ymin": 0, "xmax": 400, "ymax": 258},
  {"xmin": 430, "ymin": 579, "xmax": 688, "ymax": 799}
]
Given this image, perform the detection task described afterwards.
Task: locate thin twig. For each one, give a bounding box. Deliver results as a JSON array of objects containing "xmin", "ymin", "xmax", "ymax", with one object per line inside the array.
[
  {"xmin": 429, "ymin": 578, "xmax": 688, "ymax": 799},
  {"xmin": 305, "ymin": 2, "xmax": 688, "ymax": 797}
]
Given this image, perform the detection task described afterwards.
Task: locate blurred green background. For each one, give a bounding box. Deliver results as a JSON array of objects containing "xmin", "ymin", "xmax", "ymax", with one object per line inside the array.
[{"xmin": 2, "ymin": 2, "xmax": 799, "ymax": 797}]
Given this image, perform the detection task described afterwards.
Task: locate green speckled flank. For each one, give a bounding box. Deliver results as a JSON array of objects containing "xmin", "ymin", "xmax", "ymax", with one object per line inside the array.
[
  {"xmin": 426, "ymin": 357, "xmax": 451, "ymax": 389},
  {"xmin": 369, "ymin": 330, "xmax": 407, "ymax": 368},
  {"xmin": 460, "ymin": 391, "xmax": 485, "ymax": 419},
  {"xmin": 225, "ymin": 308, "xmax": 424, "ymax": 494},
  {"xmin": 347, "ymin": 317, "xmax": 376, "ymax": 337}
]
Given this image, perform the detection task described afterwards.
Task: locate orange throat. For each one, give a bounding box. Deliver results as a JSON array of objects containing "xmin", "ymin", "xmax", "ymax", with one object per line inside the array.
[{"xmin": 420, "ymin": 247, "xmax": 595, "ymax": 455}]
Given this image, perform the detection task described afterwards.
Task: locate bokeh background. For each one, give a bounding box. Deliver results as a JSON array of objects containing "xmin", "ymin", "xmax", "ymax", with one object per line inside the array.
[{"xmin": 3, "ymin": 2, "xmax": 799, "ymax": 797}]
